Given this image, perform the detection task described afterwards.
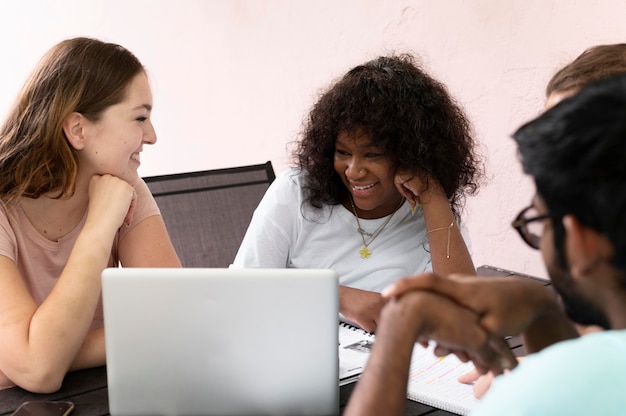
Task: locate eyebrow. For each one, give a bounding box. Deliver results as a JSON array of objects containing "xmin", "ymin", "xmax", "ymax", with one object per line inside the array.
[
  {"xmin": 335, "ymin": 139, "xmax": 378, "ymax": 149},
  {"xmin": 134, "ymin": 104, "xmax": 152, "ymax": 112}
]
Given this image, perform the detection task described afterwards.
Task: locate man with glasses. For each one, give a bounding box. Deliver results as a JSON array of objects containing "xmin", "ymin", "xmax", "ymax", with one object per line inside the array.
[{"xmin": 345, "ymin": 73, "xmax": 626, "ymax": 416}]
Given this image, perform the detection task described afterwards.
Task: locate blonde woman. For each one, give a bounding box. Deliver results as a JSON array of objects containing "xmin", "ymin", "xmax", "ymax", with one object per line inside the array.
[{"xmin": 0, "ymin": 37, "xmax": 181, "ymax": 393}]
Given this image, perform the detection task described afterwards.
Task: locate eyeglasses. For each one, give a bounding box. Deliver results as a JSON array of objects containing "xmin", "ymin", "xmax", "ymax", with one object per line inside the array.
[{"xmin": 511, "ymin": 205, "xmax": 551, "ymax": 249}]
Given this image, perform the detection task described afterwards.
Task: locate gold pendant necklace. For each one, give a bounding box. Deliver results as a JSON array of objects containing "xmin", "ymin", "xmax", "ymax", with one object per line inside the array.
[{"xmin": 349, "ymin": 196, "xmax": 404, "ymax": 259}]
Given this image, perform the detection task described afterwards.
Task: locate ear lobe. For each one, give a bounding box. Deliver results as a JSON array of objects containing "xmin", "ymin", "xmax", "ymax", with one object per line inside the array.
[{"xmin": 63, "ymin": 112, "xmax": 86, "ymax": 150}]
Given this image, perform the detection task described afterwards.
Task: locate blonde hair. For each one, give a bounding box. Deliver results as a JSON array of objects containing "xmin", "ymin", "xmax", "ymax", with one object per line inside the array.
[
  {"xmin": 546, "ymin": 43, "xmax": 626, "ymax": 97},
  {"xmin": 0, "ymin": 37, "xmax": 144, "ymax": 200}
]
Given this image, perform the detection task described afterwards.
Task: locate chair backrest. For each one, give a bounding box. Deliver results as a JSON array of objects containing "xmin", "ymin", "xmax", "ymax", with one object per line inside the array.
[{"xmin": 143, "ymin": 161, "xmax": 275, "ymax": 267}]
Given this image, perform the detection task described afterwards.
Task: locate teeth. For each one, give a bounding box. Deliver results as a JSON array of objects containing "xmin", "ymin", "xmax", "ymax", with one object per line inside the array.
[
  {"xmin": 353, "ymin": 183, "xmax": 375, "ymax": 190},
  {"xmin": 131, "ymin": 153, "xmax": 140, "ymax": 161}
]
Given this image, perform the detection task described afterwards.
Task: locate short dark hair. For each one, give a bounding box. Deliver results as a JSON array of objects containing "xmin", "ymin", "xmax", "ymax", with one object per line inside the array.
[
  {"xmin": 292, "ymin": 53, "xmax": 482, "ymax": 217},
  {"xmin": 514, "ymin": 73, "xmax": 626, "ymax": 271}
]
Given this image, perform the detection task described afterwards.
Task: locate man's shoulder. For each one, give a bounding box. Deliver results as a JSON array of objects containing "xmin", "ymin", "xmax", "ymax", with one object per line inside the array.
[
  {"xmin": 473, "ymin": 331, "xmax": 626, "ymax": 415},
  {"xmin": 514, "ymin": 330, "xmax": 626, "ymax": 379},
  {"xmin": 540, "ymin": 329, "xmax": 626, "ymax": 360}
]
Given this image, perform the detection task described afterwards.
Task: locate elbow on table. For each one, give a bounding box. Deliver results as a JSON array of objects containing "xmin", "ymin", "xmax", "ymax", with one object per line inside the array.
[{"xmin": 10, "ymin": 367, "xmax": 65, "ymax": 394}]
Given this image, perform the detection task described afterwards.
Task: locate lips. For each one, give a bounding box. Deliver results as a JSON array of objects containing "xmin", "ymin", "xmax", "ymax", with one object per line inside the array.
[
  {"xmin": 350, "ymin": 181, "xmax": 378, "ymax": 198},
  {"xmin": 352, "ymin": 183, "xmax": 376, "ymax": 191}
]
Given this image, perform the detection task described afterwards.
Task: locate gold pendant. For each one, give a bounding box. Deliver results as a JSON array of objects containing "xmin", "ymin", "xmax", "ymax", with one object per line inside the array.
[{"xmin": 359, "ymin": 246, "xmax": 372, "ymax": 259}]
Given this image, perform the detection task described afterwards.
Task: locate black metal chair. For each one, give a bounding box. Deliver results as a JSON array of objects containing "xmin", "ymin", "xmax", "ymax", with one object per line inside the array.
[{"xmin": 143, "ymin": 161, "xmax": 276, "ymax": 267}]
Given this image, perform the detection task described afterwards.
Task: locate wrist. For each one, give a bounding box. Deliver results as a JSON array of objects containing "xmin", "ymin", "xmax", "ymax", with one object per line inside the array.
[
  {"xmin": 419, "ymin": 191, "xmax": 455, "ymax": 227},
  {"xmin": 378, "ymin": 291, "xmax": 435, "ymax": 342},
  {"xmin": 524, "ymin": 295, "xmax": 578, "ymax": 352}
]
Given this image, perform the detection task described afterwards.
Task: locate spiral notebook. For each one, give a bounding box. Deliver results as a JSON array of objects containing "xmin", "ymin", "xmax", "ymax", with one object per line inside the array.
[
  {"xmin": 338, "ymin": 321, "xmax": 375, "ymax": 386},
  {"xmin": 338, "ymin": 321, "xmax": 479, "ymax": 415}
]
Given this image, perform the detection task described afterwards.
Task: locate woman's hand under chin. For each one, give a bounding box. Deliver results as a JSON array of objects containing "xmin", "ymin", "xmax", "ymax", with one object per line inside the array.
[
  {"xmin": 394, "ymin": 170, "xmax": 448, "ymax": 211},
  {"xmin": 393, "ymin": 171, "xmax": 426, "ymax": 210}
]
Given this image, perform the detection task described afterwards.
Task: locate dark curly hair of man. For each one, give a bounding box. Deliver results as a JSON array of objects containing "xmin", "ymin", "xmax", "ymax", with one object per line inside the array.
[{"xmin": 292, "ymin": 53, "xmax": 482, "ymax": 217}]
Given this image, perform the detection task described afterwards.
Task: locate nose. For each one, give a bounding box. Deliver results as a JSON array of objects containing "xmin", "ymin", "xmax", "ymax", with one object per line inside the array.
[
  {"xmin": 144, "ymin": 122, "xmax": 157, "ymax": 145},
  {"xmin": 345, "ymin": 158, "xmax": 365, "ymax": 179}
]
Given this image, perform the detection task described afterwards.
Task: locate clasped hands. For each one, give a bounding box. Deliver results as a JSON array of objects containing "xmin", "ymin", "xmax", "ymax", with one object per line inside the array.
[{"xmin": 379, "ymin": 273, "xmax": 558, "ymax": 377}]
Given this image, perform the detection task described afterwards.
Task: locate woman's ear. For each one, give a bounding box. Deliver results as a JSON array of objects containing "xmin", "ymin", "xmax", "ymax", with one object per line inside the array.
[{"xmin": 62, "ymin": 112, "xmax": 86, "ymax": 150}]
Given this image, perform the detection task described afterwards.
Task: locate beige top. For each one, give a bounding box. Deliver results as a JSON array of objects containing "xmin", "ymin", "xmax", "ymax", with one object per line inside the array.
[{"xmin": 0, "ymin": 178, "xmax": 160, "ymax": 330}]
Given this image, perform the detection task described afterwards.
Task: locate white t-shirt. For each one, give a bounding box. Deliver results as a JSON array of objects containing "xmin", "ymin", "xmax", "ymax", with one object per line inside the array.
[{"xmin": 233, "ymin": 169, "xmax": 471, "ymax": 292}]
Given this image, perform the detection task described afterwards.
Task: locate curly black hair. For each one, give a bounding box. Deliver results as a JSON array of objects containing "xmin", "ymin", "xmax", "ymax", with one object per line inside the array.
[{"xmin": 292, "ymin": 53, "xmax": 482, "ymax": 216}]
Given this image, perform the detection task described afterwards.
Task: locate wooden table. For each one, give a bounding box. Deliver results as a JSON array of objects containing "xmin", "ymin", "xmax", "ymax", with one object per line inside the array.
[
  {"xmin": 0, "ymin": 366, "xmax": 459, "ymax": 416},
  {"xmin": 0, "ymin": 266, "xmax": 548, "ymax": 415},
  {"xmin": 0, "ymin": 366, "xmax": 109, "ymax": 416}
]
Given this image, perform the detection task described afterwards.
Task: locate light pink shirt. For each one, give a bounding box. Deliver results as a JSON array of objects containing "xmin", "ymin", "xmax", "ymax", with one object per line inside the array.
[{"xmin": 0, "ymin": 178, "xmax": 160, "ymax": 330}]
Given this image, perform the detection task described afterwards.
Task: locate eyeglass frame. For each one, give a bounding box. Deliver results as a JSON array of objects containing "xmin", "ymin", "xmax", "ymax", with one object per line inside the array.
[{"xmin": 511, "ymin": 204, "xmax": 551, "ymax": 250}]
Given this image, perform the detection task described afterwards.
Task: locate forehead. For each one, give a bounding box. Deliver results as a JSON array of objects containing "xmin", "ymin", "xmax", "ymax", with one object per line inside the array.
[
  {"xmin": 545, "ymin": 89, "xmax": 577, "ymax": 110},
  {"xmin": 122, "ymin": 72, "xmax": 153, "ymax": 106},
  {"xmin": 336, "ymin": 129, "xmax": 377, "ymax": 148}
]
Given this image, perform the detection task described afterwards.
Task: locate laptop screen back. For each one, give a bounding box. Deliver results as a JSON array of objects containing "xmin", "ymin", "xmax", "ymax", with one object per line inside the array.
[{"xmin": 102, "ymin": 267, "xmax": 339, "ymax": 416}]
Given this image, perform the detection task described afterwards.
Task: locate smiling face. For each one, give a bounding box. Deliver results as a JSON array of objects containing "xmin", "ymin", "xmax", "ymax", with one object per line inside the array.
[
  {"xmin": 333, "ymin": 129, "xmax": 403, "ymax": 219},
  {"xmin": 77, "ymin": 72, "xmax": 156, "ymax": 184}
]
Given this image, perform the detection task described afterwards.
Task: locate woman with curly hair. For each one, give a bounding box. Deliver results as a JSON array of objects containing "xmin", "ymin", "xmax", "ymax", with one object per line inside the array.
[{"xmin": 233, "ymin": 53, "xmax": 481, "ymax": 332}]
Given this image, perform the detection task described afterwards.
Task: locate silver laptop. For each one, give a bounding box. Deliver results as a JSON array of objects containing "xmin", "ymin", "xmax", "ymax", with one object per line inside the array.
[{"xmin": 102, "ymin": 268, "xmax": 339, "ymax": 416}]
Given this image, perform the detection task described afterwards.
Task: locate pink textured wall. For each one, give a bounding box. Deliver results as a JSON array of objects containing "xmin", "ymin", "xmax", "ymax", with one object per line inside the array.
[{"xmin": 2, "ymin": 0, "xmax": 626, "ymax": 277}]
